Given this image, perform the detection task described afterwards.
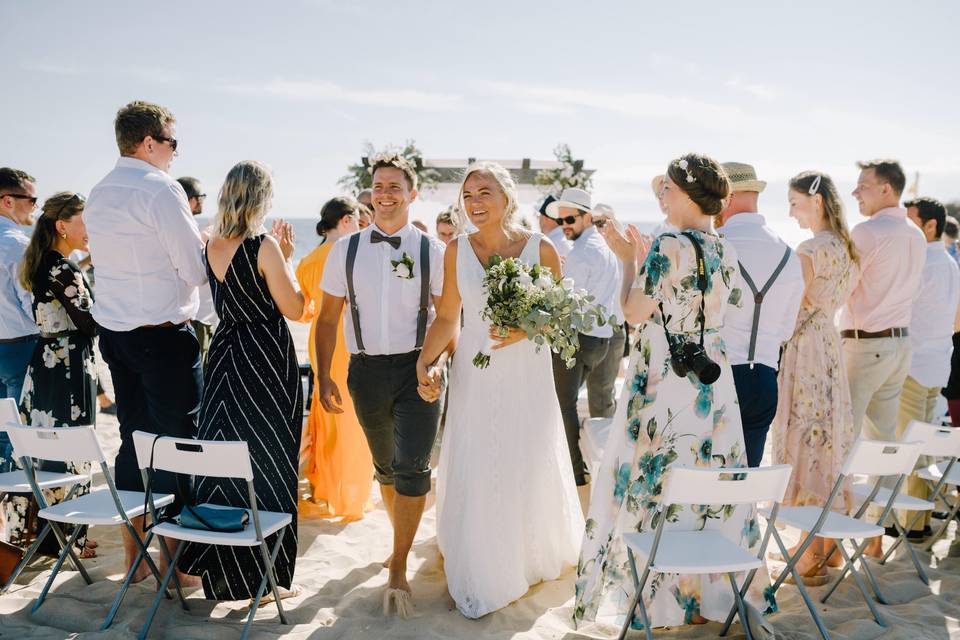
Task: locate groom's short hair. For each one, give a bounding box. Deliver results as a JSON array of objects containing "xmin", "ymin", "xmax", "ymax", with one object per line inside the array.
[{"xmin": 370, "ymin": 153, "xmax": 418, "ymax": 191}]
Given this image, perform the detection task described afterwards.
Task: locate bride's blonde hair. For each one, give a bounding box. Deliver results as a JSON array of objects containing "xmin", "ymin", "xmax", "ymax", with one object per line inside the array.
[{"xmin": 458, "ymin": 161, "xmax": 524, "ymax": 240}]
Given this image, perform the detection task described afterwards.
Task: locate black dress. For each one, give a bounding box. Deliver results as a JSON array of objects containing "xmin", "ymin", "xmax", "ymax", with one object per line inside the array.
[
  {"xmin": 13, "ymin": 251, "xmax": 97, "ymax": 549},
  {"xmin": 179, "ymin": 235, "xmax": 303, "ymax": 600}
]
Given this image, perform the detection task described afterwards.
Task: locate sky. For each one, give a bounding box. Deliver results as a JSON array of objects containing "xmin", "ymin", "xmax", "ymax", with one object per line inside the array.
[{"xmin": 2, "ymin": 0, "xmax": 959, "ymax": 244}]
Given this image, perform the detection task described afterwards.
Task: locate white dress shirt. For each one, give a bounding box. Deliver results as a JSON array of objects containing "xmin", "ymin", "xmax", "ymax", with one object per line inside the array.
[
  {"xmin": 547, "ymin": 226, "xmax": 572, "ymax": 259},
  {"xmin": 564, "ymin": 225, "xmax": 620, "ymax": 338},
  {"xmin": 0, "ymin": 216, "xmax": 38, "ymax": 339},
  {"xmin": 321, "ymin": 223, "xmax": 445, "ymax": 355},
  {"xmin": 85, "ymin": 157, "xmax": 206, "ymax": 331},
  {"xmin": 909, "ymin": 241, "xmax": 960, "ymax": 388},
  {"xmin": 719, "ymin": 213, "xmax": 804, "ymax": 369}
]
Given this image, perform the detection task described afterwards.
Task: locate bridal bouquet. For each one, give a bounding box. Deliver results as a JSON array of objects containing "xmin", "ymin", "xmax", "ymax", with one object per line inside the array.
[{"xmin": 472, "ymin": 256, "xmax": 613, "ymax": 369}]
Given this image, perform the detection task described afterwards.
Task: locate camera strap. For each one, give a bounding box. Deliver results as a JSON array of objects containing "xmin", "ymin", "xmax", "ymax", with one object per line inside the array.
[{"xmin": 656, "ymin": 232, "xmax": 709, "ymax": 355}]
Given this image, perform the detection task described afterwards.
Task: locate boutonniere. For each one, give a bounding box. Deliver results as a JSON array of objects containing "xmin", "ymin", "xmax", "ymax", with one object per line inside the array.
[{"xmin": 391, "ymin": 253, "xmax": 415, "ymax": 279}]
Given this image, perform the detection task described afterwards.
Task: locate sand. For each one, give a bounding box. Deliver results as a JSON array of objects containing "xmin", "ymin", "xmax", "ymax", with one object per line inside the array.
[{"xmin": 2, "ymin": 320, "xmax": 960, "ymax": 639}]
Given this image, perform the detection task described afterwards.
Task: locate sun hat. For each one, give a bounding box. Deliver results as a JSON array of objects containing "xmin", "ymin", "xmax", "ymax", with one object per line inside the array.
[
  {"xmin": 545, "ymin": 188, "xmax": 592, "ymax": 218},
  {"xmin": 593, "ymin": 202, "xmax": 616, "ymax": 219},
  {"xmin": 720, "ymin": 162, "xmax": 767, "ymax": 193},
  {"xmin": 538, "ymin": 194, "xmax": 558, "ymax": 217}
]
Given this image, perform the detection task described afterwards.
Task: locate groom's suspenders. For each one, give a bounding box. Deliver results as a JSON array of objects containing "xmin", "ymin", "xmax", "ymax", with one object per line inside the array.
[
  {"xmin": 737, "ymin": 244, "xmax": 792, "ymax": 368},
  {"xmin": 345, "ymin": 231, "xmax": 431, "ymax": 354}
]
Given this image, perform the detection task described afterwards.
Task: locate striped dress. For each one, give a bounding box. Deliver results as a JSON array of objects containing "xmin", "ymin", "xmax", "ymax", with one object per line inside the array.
[{"xmin": 179, "ymin": 234, "xmax": 303, "ymax": 600}]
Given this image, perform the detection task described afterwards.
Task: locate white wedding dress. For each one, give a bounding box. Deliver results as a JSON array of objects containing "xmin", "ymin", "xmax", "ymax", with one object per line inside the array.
[{"xmin": 437, "ymin": 233, "xmax": 584, "ymax": 619}]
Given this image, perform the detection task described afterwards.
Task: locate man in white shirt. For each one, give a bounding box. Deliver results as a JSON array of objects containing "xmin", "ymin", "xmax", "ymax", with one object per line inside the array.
[
  {"xmin": 546, "ymin": 188, "xmax": 620, "ymax": 511},
  {"xmin": 718, "ymin": 162, "xmax": 804, "ymax": 467},
  {"xmin": 316, "ymin": 154, "xmax": 448, "ymax": 608},
  {"xmin": 896, "ymin": 197, "xmax": 960, "ymax": 538},
  {"xmin": 85, "ymin": 101, "xmax": 206, "ymax": 583},
  {"xmin": 538, "ymin": 195, "xmax": 572, "ymax": 259},
  {"xmin": 178, "ymin": 176, "xmax": 217, "ymax": 365}
]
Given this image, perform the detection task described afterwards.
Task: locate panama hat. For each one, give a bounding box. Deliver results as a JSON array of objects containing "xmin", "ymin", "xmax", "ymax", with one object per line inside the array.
[
  {"xmin": 721, "ymin": 162, "xmax": 767, "ymax": 193},
  {"xmin": 538, "ymin": 194, "xmax": 558, "ymax": 217},
  {"xmin": 545, "ymin": 187, "xmax": 592, "ymax": 218}
]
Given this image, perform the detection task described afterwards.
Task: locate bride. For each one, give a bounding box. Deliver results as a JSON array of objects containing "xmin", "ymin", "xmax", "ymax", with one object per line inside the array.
[{"xmin": 416, "ymin": 162, "xmax": 584, "ymax": 619}]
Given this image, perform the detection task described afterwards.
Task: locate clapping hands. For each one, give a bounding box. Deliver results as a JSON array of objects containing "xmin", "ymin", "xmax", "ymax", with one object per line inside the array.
[
  {"xmin": 271, "ymin": 219, "xmax": 296, "ymax": 260},
  {"xmin": 599, "ymin": 219, "xmax": 653, "ymax": 266}
]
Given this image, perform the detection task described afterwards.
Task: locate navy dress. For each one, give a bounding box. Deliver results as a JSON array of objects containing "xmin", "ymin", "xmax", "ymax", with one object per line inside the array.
[{"xmin": 179, "ymin": 235, "xmax": 302, "ymax": 600}]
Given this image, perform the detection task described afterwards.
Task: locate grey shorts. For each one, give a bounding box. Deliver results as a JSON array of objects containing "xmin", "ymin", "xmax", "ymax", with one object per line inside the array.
[{"xmin": 347, "ymin": 351, "xmax": 442, "ymax": 497}]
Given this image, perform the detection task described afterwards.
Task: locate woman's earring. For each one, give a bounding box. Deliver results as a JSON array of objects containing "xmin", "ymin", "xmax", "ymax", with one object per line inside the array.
[{"xmin": 61, "ymin": 233, "xmax": 67, "ymax": 240}]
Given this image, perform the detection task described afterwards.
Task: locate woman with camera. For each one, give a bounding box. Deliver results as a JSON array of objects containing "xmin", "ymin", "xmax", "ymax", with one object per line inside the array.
[{"xmin": 573, "ymin": 154, "xmax": 773, "ymax": 631}]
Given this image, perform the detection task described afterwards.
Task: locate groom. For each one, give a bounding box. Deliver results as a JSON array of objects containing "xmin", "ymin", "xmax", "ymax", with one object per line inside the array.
[{"xmin": 315, "ymin": 153, "xmax": 448, "ymax": 612}]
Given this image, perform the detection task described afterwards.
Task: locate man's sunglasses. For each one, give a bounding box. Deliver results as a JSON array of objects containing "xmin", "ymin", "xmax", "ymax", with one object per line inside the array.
[
  {"xmin": 559, "ymin": 211, "xmax": 586, "ymax": 225},
  {"xmin": 153, "ymin": 135, "xmax": 178, "ymax": 152},
  {"xmin": 1, "ymin": 193, "xmax": 38, "ymax": 206}
]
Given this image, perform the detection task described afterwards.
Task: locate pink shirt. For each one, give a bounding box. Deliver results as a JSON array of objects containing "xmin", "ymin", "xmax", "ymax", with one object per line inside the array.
[{"xmin": 839, "ymin": 207, "xmax": 927, "ymax": 332}]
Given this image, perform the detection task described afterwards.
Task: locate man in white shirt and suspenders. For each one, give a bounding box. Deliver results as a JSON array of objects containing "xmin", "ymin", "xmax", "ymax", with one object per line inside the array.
[
  {"xmin": 718, "ymin": 162, "xmax": 804, "ymax": 467},
  {"xmin": 316, "ymin": 154, "xmax": 449, "ymax": 616}
]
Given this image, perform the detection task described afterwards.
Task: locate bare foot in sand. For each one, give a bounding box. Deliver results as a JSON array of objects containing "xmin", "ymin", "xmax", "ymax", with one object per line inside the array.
[{"xmin": 387, "ymin": 558, "xmax": 411, "ymax": 593}]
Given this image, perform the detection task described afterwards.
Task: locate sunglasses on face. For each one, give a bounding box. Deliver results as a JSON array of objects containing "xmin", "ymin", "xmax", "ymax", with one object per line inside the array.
[
  {"xmin": 559, "ymin": 211, "xmax": 586, "ymax": 225},
  {"xmin": 153, "ymin": 135, "xmax": 178, "ymax": 152},
  {"xmin": 2, "ymin": 193, "xmax": 38, "ymax": 206}
]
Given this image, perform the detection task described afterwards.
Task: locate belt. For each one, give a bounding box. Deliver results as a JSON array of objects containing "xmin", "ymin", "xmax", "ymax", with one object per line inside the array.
[
  {"xmin": 0, "ymin": 334, "xmax": 37, "ymax": 344},
  {"xmin": 137, "ymin": 321, "xmax": 183, "ymax": 330},
  {"xmin": 40, "ymin": 329, "xmax": 81, "ymax": 340},
  {"xmin": 840, "ymin": 327, "xmax": 909, "ymax": 339}
]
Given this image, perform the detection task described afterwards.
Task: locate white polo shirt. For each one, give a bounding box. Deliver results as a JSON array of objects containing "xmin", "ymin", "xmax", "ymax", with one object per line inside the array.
[
  {"xmin": 909, "ymin": 241, "xmax": 960, "ymax": 388},
  {"xmin": 564, "ymin": 226, "xmax": 621, "ymax": 338},
  {"xmin": 85, "ymin": 157, "xmax": 206, "ymax": 331},
  {"xmin": 321, "ymin": 223, "xmax": 445, "ymax": 355},
  {"xmin": 720, "ymin": 213, "xmax": 804, "ymax": 369}
]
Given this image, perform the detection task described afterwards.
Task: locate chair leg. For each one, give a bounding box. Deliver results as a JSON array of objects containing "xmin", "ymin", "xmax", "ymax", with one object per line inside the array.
[
  {"xmin": 727, "ymin": 573, "xmax": 752, "ymax": 640},
  {"xmin": 138, "ymin": 540, "xmax": 187, "ymax": 640},
  {"xmin": 242, "ymin": 529, "xmax": 289, "ymax": 640},
  {"xmin": 757, "ymin": 529, "xmax": 831, "ymax": 640},
  {"xmin": 832, "ymin": 542, "xmax": 886, "ymax": 627},
  {"xmin": 153, "ymin": 533, "xmax": 190, "ymax": 611},
  {"xmin": 921, "ymin": 495, "xmax": 960, "ymax": 552},
  {"xmin": 824, "ymin": 537, "xmax": 889, "ymax": 605},
  {"xmin": 1, "ymin": 522, "xmax": 52, "ymax": 594},
  {"xmin": 121, "ymin": 525, "xmax": 177, "ymax": 600},
  {"xmin": 616, "ymin": 548, "xmax": 648, "ymax": 640},
  {"xmin": 31, "ymin": 524, "xmax": 83, "ymax": 614},
  {"xmin": 103, "ymin": 532, "xmax": 175, "ymax": 631},
  {"xmin": 886, "ymin": 515, "xmax": 930, "ymax": 585}
]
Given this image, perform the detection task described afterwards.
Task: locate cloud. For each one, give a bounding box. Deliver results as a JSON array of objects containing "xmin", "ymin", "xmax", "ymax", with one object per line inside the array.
[
  {"xmin": 725, "ymin": 75, "xmax": 780, "ymax": 102},
  {"xmin": 222, "ymin": 79, "xmax": 464, "ymax": 112}
]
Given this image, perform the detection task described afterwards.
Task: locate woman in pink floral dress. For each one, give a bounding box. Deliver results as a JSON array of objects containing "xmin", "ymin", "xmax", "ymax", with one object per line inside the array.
[{"xmin": 772, "ymin": 171, "xmax": 858, "ymax": 582}]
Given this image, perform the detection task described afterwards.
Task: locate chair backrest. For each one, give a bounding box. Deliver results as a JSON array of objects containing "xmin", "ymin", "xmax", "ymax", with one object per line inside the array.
[
  {"xmin": 5, "ymin": 424, "xmax": 105, "ymax": 464},
  {"xmin": 132, "ymin": 431, "xmax": 253, "ymax": 481},
  {"xmin": 660, "ymin": 465, "xmax": 793, "ymax": 506},
  {"xmin": 0, "ymin": 398, "xmax": 22, "ymax": 429},
  {"xmin": 901, "ymin": 420, "xmax": 960, "ymax": 458},
  {"xmin": 841, "ymin": 438, "xmax": 923, "ymax": 477}
]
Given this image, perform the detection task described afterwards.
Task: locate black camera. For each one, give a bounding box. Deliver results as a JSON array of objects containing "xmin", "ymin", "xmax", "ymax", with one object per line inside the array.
[{"xmin": 669, "ymin": 340, "xmax": 721, "ymax": 385}]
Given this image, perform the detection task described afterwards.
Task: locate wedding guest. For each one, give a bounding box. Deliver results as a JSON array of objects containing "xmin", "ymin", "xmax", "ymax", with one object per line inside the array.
[
  {"xmin": 944, "ymin": 216, "xmax": 960, "ymax": 265},
  {"xmin": 179, "ymin": 161, "xmax": 304, "ymax": 600},
  {"xmin": 85, "ymin": 100, "xmax": 206, "ymax": 583},
  {"xmin": 1, "ymin": 192, "xmax": 98, "ymax": 558},
  {"xmin": 576, "ymin": 154, "xmax": 772, "ymax": 630},
  {"xmin": 435, "ymin": 207, "xmax": 458, "ymax": 245},
  {"xmin": 896, "ymin": 197, "xmax": 960, "ymax": 539},
  {"xmin": 316, "ymin": 153, "xmax": 447, "ymax": 616},
  {"xmin": 941, "ymin": 216, "xmax": 960, "ymax": 425},
  {"xmin": 0, "ymin": 168, "xmax": 39, "ymax": 408},
  {"xmin": 842, "ymin": 159, "xmax": 926, "ymax": 557},
  {"xmin": 585, "ymin": 202, "xmax": 626, "ymax": 417},
  {"xmin": 178, "ymin": 176, "xmax": 217, "ymax": 365},
  {"xmin": 772, "ymin": 171, "xmax": 858, "ymax": 582},
  {"xmin": 718, "ymin": 162, "xmax": 804, "ymax": 467},
  {"xmin": 537, "ymin": 194, "xmax": 571, "ymax": 258},
  {"xmin": 296, "ymin": 196, "xmax": 373, "ymax": 520},
  {"xmin": 546, "ymin": 187, "xmax": 619, "ymax": 513}
]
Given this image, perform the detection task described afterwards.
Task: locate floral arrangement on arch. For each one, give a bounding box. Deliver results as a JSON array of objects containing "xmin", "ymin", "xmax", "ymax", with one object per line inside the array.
[
  {"xmin": 534, "ymin": 143, "xmax": 593, "ymax": 195},
  {"xmin": 338, "ymin": 140, "xmax": 441, "ymax": 195}
]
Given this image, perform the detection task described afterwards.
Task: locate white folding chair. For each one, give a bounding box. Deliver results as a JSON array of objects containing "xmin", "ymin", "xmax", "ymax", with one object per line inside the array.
[
  {"xmin": 0, "ymin": 407, "xmax": 89, "ymax": 594},
  {"xmin": 133, "ymin": 430, "xmax": 293, "ymax": 640},
  {"xmin": 3, "ymin": 424, "xmax": 180, "ymax": 622},
  {"xmin": 762, "ymin": 439, "xmax": 923, "ymax": 637},
  {"xmin": 858, "ymin": 421, "xmax": 960, "ymax": 583},
  {"xmin": 618, "ymin": 464, "xmax": 793, "ymax": 640}
]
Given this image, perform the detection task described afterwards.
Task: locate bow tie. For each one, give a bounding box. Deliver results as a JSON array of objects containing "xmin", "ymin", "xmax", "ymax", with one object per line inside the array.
[{"xmin": 370, "ymin": 231, "xmax": 401, "ymax": 250}]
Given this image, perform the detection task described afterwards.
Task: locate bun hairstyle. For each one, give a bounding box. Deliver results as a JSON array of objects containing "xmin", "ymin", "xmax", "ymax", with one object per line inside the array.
[
  {"xmin": 19, "ymin": 191, "xmax": 84, "ymax": 290},
  {"xmin": 316, "ymin": 196, "xmax": 361, "ymax": 237},
  {"xmin": 666, "ymin": 153, "xmax": 730, "ymax": 216},
  {"xmin": 790, "ymin": 171, "xmax": 859, "ymax": 265}
]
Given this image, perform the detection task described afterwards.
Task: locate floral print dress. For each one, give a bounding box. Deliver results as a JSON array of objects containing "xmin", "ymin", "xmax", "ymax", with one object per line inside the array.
[
  {"xmin": 0, "ymin": 251, "xmax": 97, "ymax": 549},
  {"xmin": 772, "ymin": 232, "xmax": 856, "ymax": 509},
  {"xmin": 574, "ymin": 231, "xmax": 775, "ymax": 630}
]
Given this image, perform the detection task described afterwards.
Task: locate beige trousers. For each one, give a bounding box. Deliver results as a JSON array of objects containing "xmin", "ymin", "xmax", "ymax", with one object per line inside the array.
[
  {"xmin": 895, "ymin": 375, "xmax": 939, "ymax": 532},
  {"xmin": 843, "ymin": 336, "xmax": 912, "ymax": 521}
]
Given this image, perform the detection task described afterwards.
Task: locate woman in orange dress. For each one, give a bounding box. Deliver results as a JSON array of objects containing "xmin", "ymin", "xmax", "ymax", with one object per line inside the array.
[{"xmin": 297, "ymin": 196, "xmax": 373, "ymax": 520}]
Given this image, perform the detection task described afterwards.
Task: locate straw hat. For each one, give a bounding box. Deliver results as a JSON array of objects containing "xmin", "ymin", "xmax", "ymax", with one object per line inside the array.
[{"xmin": 721, "ymin": 162, "xmax": 767, "ymax": 193}]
